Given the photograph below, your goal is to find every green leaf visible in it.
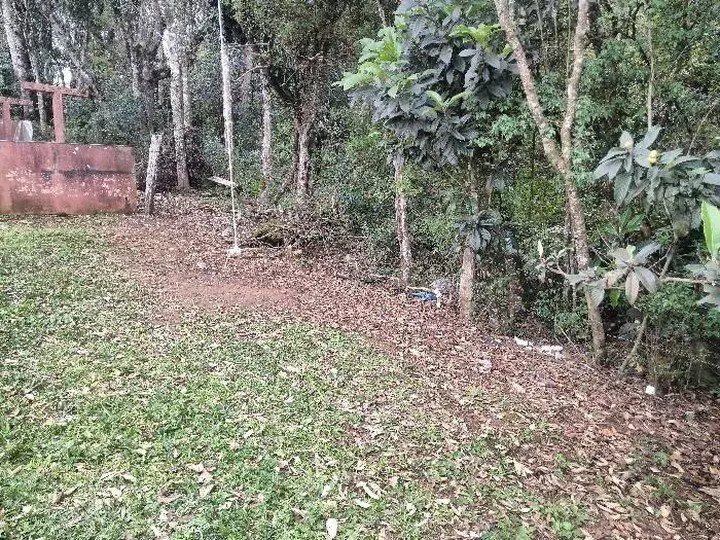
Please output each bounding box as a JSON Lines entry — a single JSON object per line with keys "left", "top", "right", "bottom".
{"left": 633, "top": 266, "right": 658, "bottom": 293}
{"left": 589, "top": 282, "right": 606, "bottom": 307}
{"left": 660, "top": 148, "right": 683, "bottom": 164}
{"left": 439, "top": 46, "right": 453, "bottom": 65}
{"left": 425, "top": 90, "right": 444, "bottom": 108}
{"left": 702, "top": 172, "right": 720, "bottom": 186}
{"left": 634, "top": 242, "right": 661, "bottom": 264}
{"left": 613, "top": 173, "right": 633, "bottom": 205}
{"left": 701, "top": 201, "right": 720, "bottom": 260}
{"left": 593, "top": 158, "right": 623, "bottom": 181}
{"left": 625, "top": 271, "right": 640, "bottom": 305}
{"left": 637, "top": 126, "right": 661, "bottom": 149}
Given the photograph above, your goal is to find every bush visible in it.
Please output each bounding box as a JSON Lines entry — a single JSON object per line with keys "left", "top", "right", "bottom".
{"left": 637, "top": 284, "right": 720, "bottom": 388}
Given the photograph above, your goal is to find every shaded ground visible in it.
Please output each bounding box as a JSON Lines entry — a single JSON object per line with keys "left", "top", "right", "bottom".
{"left": 1, "top": 196, "right": 719, "bottom": 539}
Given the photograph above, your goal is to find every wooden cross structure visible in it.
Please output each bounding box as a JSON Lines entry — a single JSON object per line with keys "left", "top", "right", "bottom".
{"left": 0, "top": 96, "right": 32, "bottom": 141}
{"left": 20, "top": 82, "right": 89, "bottom": 143}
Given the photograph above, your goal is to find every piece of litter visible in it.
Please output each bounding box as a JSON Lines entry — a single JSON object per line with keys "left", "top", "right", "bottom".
{"left": 325, "top": 518, "right": 338, "bottom": 539}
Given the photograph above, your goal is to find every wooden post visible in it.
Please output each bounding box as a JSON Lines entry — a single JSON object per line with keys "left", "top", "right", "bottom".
{"left": 20, "top": 82, "right": 88, "bottom": 143}
{"left": 144, "top": 133, "right": 164, "bottom": 215}
{"left": 52, "top": 91, "right": 65, "bottom": 143}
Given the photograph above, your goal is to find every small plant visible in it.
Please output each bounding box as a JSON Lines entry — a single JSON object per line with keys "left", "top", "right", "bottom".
{"left": 593, "top": 127, "right": 720, "bottom": 237}
{"left": 543, "top": 500, "right": 588, "bottom": 540}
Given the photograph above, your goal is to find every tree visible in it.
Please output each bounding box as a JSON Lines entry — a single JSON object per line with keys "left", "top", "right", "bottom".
{"left": 1, "top": 0, "right": 32, "bottom": 97}
{"left": 159, "top": 0, "right": 208, "bottom": 190}
{"left": 341, "top": 0, "right": 515, "bottom": 311}
{"left": 232, "top": 0, "right": 384, "bottom": 203}
{"left": 110, "top": 0, "right": 166, "bottom": 132}
{"left": 494, "top": 0, "right": 607, "bottom": 359}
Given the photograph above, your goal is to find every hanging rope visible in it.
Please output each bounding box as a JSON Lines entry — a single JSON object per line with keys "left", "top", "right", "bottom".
{"left": 214, "top": 0, "right": 242, "bottom": 257}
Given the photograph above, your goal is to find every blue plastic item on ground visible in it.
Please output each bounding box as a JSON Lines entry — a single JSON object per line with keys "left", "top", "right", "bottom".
{"left": 412, "top": 291, "right": 438, "bottom": 302}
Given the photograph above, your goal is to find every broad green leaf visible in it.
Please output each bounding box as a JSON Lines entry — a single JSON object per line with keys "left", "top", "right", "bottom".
{"left": 439, "top": 46, "right": 453, "bottom": 65}
{"left": 604, "top": 268, "right": 627, "bottom": 287}
{"left": 612, "top": 246, "right": 632, "bottom": 266}
{"left": 625, "top": 271, "right": 640, "bottom": 305}
{"left": 660, "top": 148, "right": 684, "bottom": 164}
{"left": 589, "top": 283, "right": 606, "bottom": 307}
{"left": 633, "top": 148, "right": 650, "bottom": 168}
{"left": 634, "top": 266, "right": 659, "bottom": 293}
{"left": 594, "top": 158, "right": 624, "bottom": 181}
{"left": 702, "top": 172, "right": 720, "bottom": 186}
{"left": 637, "top": 126, "right": 662, "bottom": 149}
{"left": 446, "top": 91, "right": 469, "bottom": 107}
{"left": 425, "top": 90, "right": 444, "bottom": 107}
{"left": 600, "top": 148, "right": 629, "bottom": 162}
{"left": 634, "top": 242, "right": 661, "bottom": 264}
{"left": 613, "top": 173, "right": 633, "bottom": 204}
{"left": 701, "top": 201, "right": 720, "bottom": 260}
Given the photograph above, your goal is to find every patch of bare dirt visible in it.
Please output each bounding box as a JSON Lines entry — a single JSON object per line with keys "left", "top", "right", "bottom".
{"left": 48, "top": 195, "right": 720, "bottom": 538}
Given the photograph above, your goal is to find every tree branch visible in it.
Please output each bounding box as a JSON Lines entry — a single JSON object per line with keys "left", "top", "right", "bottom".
{"left": 494, "top": 0, "right": 564, "bottom": 173}
{"left": 559, "top": 0, "right": 590, "bottom": 164}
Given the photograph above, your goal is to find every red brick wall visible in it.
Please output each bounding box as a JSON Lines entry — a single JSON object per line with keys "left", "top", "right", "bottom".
{"left": 0, "top": 142, "right": 136, "bottom": 215}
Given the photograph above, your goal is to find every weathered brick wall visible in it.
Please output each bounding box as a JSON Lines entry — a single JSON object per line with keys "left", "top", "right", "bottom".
{"left": 0, "top": 142, "right": 136, "bottom": 215}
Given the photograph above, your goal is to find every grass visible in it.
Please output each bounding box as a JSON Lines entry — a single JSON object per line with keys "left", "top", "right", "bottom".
{"left": 0, "top": 224, "right": 570, "bottom": 539}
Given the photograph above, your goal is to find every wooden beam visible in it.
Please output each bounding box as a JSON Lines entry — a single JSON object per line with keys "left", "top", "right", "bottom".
{"left": 19, "top": 82, "right": 89, "bottom": 142}
{"left": 20, "top": 81, "right": 88, "bottom": 98}
{"left": 0, "top": 97, "right": 33, "bottom": 106}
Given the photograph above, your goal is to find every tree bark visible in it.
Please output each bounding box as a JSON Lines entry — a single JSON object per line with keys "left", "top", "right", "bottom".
{"left": 458, "top": 235, "right": 476, "bottom": 319}
{"left": 1, "top": 0, "right": 31, "bottom": 99}
{"left": 144, "top": 132, "right": 164, "bottom": 215}
{"left": 181, "top": 62, "right": 191, "bottom": 131}
{"left": 129, "top": 48, "right": 141, "bottom": 98}
{"left": 163, "top": 27, "right": 190, "bottom": 191}
{"left": 260, "top": 68, "right": 273, "bottom": 192}
{"left": 292, "top": 105, "right": 314, "bottom": 202}
{"left": 393, "top": 155, "right": 412, "bottom": 286}
{"left": 28, "top": 50, "right": 46, "bottom": 130}
{"left": 240, "top": 44, "right": 254, "bottom": 110}
{"left": 495, "top": 0, "right": 606, "bottom": 359}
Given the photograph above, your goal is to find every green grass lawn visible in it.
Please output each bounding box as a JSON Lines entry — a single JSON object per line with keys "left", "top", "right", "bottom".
{"left": 0, "top": 224, "right": 584, "bottom": 539}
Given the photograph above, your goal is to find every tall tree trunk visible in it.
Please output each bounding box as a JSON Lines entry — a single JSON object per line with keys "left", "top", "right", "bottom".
{"left": 564, "top": 178, "right": 605, "bottom": 355}
{"left": 140, "top": 68, "right": 159, "bottom": 133}
{"left": 459, "top": 166, "right": 480, "bottom": 320}
{"left": 144, "top": 132, "right": 163, "bottom": 215}
{"left": 2, "top": 0, "right": 31, "bottom": 99}
{"left": 260, "top": 69, "right": 273, "bottom": 191}
{"left": 458, "top": 235, "right": 476, "bottom": 319}
{"left": 292, "top": 106, "right": 314, "bottom": 202}
{"left": 28, "top": 51, "right": 46, "bottom": 130}
{"left": 129, "top": 48, "right": 141, "bottom": 98}
{"left": 495, "top": 0, "right": 606, "bottom": 359}
{"left": 181, "top": 62, "right": 191, "bottom": 131}
{"left": 163, "top": 28, "right": 189, "bottom": 191}
{"left": 240, "top": 44, "right": 254, "bottom": 109}
{"left": 393, "top": 155, "right": 412, "bottom": 286}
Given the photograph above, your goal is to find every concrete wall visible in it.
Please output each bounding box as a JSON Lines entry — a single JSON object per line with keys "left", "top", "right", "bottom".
{"left": 0, "top": 142, "right": 136, "bottom": 215}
